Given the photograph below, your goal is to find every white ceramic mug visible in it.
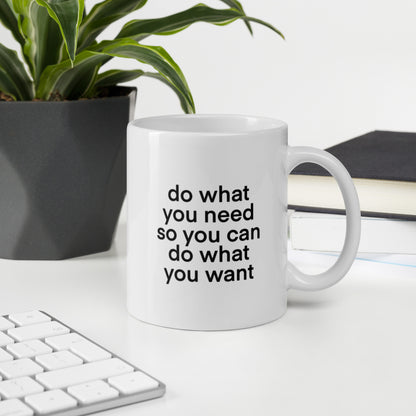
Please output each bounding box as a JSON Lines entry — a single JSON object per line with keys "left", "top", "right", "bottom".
{"left": 127, "top": 115, "right": 360, "bottom": 330}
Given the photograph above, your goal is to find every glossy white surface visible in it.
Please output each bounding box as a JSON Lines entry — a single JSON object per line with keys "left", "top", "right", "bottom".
{"left": 287, "top": 147, "right": 360, "bottom": 290}
{"left": 127, "top": 115, "right": 359, "bottom": 330}
{"left": 128, "top": 115, "right": 289, "bottom": 330}
{"left": 1, "top": 216, "right": 415, "bottom": 415}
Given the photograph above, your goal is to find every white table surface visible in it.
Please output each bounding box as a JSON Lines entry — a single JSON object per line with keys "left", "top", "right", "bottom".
{"left": 1, "top": 215, "right": 416, "bottom": 416}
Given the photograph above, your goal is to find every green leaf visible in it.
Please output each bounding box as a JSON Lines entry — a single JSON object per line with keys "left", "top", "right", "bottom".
{"left": 141, "top": 72, "right": 194, "bottom": 115}
{"left": 35, "top": 0, "right": 84, "bottom": 62}
{"left": 11, "top": 0, "right": 75, "bottom": 82}
{"left": 93, "top": 69, "right": 192, "bottom": 113}
{"left": 0, "top": 0, "right": 25, "bottom": 45}
{"left": 37, "top": 39, "right": 195, "bottom": 113}
{"left": 78, "top": 0, "right": 147, "bottom": 51}
{"left": 118, "top": 4, "right": 239, "bottom": 40}
{"left": 218, "top": 0, "right": 252, "bottom": 34}
{"left": 243, "top": 16, "right": 284, "bottom": 39}
{"left": 117, "top": 4, "right": 284, "bottom": 41}
{"left": 36, "top": 50, "right": 105, "bottom": 100}
{"left": 95, "top": 40, "right": 195, "bottom": 113}
{"left": 0, "top": 43, "right": 33, "bottom": 100}
{"left": 18, "top": 2, "right": 63, "bottom": 84}
{"left": 0, "top": 69, "right": 18, "bottom": 100}
{"left": 95, "top": 69, "right": 145, "bottom": 88}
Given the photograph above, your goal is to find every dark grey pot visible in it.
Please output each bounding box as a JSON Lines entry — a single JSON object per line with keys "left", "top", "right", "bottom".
{"left": 0, "top": 87, "right": 136, "bottom": 260}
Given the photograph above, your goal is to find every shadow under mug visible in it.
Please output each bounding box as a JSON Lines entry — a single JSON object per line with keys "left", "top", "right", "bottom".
{"left": 127, "top": 115, "right": 361, "bottom": 330}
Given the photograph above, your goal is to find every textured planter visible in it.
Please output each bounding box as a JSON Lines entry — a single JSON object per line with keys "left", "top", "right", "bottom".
{"left": 0, "top": 87, "right": 136, "bottom": 260}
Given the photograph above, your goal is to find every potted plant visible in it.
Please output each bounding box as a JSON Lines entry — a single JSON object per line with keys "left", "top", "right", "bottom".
{"left": 0, "top": 0, "right": 283, "bottom": 260}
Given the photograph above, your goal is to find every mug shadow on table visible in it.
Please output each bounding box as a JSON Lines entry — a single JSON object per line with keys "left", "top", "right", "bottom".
{"left": 287, "top": 295, "right": 332, "bottom": 310}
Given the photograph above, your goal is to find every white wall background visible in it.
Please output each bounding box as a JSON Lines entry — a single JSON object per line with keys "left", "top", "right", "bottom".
{"left": 2, "top": 0, "right": 416, "bottom": 148}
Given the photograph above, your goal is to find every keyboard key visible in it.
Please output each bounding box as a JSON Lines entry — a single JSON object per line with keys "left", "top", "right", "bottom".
{"left": 0, "top": 318, "right": 14, "bottom": 332}
{"left": 35, "top": 351, "right": 83, "bottom": 371}
{"left": 8, "top": 322, "right": 69, "bottom": 342}
{"left": 45, "top": 334, "right": 111, "bottom": 362}
{"left": 0, "top": 376, "right": 44, "bottom": 399}
{"left": 8, "top": 312, "right": 51, "bottom": 327}
{"left": 70, "top": 340, "right": 111, "bottom": 362}
{"left": 0, "top": 333, "right": 14, "bottom": 348}
{"left": 109, "top": 372, "right": 160, "bottom": 395}
{"left": 25, "top": 390, "right": 77, "bottom": 415}
{"left": 36, "top": 358, "right": 134, "bottom": 389}
{"left": 67, "top": 380, "right": 119, "bottom": 405}
{"left": 7, "top": 340, "right": 52, "bottom": 359}
{"left": 45, "top": 333, "right": 86, "bottom": 351}
{"left": 0, "top": 349, "right": 13, "bottom": 363}
{"left": 0, "top": 399, "right": 33, "bottom": 416}
{"left": 0, "top": 311, "right": 164, "bottom": 416}
{"left": 0, "top": 359, "right": 44, "bottom": 379}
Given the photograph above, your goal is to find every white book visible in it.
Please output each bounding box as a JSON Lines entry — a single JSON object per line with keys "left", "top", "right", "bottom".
{"left": 289, "top": 211, "right": 416, "bottom": 254}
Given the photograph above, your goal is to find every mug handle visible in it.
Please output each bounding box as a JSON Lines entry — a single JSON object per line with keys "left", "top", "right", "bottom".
{"left": 287, "top": 146, "right": 361, "bottom": 290}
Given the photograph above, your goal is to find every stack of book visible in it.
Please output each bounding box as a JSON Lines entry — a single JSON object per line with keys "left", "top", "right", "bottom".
{"left": 288, "top": 130, "right": 416, "bottom": 254}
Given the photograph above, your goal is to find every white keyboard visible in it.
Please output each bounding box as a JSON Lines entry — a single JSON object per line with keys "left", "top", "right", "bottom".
{"left": 0, "top": 311, "right": 165, "bottom": 416}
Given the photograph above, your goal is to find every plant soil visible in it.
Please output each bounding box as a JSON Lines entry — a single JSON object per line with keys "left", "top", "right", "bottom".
{"left": 0, "top": 92, "right": 14, "bottom": 101}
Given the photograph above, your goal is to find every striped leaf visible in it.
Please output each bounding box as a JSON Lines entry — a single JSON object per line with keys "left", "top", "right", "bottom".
{"left": 11, "top": 0, "right": 80, "bottom": 81}
{"left": 35, "top": 0, "right": 84, "bottom": 62}
{"left": 78, "top": 0, "right": 147, "bottom": 51}
{"left": 117, "top": 4, "right": 284, "bottom": 41}
{"left": 37, "top": 39, "right": 195, "bottom": 113}
{"left": 0, "top": 69, "right": 18, "bottom": 100}
{"left": 36, "top": 50, "right": 105, "bottom": 100}
{"left": 94, "top": 69, "right": 192, "bottom": 113}
{"left": 95, "top": 69, "right": 145, "bottom": 87}
{"left": 0, "top": 43, "right": 33, "bottom": 100}
{"left": 0, "top": 0, "right": 25, "bottom": 45}
{"left": 17, "top": 2, "right": 63, "bottom": 83}
{"left": 218, "top": 0, "right": 252, "bottom": 34}
{"left": 94, "top": 40, "right": 194, "bottom": 113}
{"left": 140, "top": 72, "right": 195, "bottom": 115}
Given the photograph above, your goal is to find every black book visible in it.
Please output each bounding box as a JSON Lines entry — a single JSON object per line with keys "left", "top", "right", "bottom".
{"left": 288, "top": 130, "right": 416, "bottom": 220}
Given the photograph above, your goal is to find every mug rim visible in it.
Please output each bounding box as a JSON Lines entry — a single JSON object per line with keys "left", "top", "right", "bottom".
{"left": 129, "top": 114, "right": 287, "bottom": 136}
